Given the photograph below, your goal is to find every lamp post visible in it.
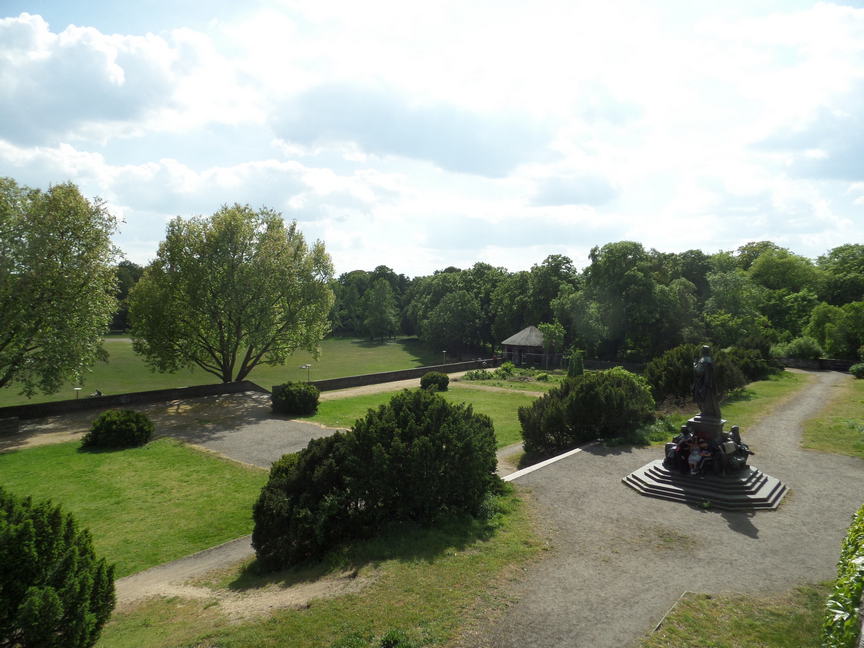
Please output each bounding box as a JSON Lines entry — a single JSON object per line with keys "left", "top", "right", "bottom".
{"left": 442, "top": 350, "right": 447, "bottom": 366}
{"left": 73, "top": 387, "right": 82, "bottom": 400}
{"left": 300, "top": 363, "right": 311, "bottom": 382}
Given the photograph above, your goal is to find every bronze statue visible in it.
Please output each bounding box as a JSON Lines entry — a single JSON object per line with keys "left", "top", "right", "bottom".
{"left": 692, "top": 345, "right": 721, "bottom": 420}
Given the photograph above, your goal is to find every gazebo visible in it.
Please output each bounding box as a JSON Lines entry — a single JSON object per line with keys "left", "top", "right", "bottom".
{"left": 500, "top": 325, "right": 546, "bottom": 366}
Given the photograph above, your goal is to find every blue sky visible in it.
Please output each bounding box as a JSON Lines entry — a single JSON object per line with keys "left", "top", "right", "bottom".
{"left": 1, "top": 1, "right": 863, "bottom": 275}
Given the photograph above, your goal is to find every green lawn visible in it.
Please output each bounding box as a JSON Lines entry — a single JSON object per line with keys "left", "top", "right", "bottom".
{"left": 97, "top": 488, "right": 543, "bottom": 648}
{"left": 641, "top": 584, "right": 829, "bottom": 648}
{"left": 802, "top": 375, "right": 864, "bottom": 459}
{"left": 0, "top": 438, "right": 267, "bottom": 577}
{"left": 307, "top": 384, "right": 537, "bottom": 448}
{"left": 720, "top": 370, "right": 811, "bottom": 431}
{"left": 0, "top": 336, "right": 441, "bottom": 407}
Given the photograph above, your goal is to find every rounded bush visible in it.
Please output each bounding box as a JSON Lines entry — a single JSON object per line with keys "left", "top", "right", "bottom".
{"left": 519, "top": 367, "right": 655, "bottom": 455}
{"left": 770, "top": 336, "right": 823, "bottom": 360}
{"left": 0, "top": 487, "right": 115, "bottom": 648}
{"left": 81, "top": 409, "right": 153, "bottom": 449}
{"left": 722, "top": 346, "right": 780, "bottom": 382}
{"left": 850, "top": 363, "right": 864, "bottom": 379}
{"left": 253, "top": 389, "right": 499, "bottom": 570}
{"left": 420, "top": 371, "right": 449, "bottom": 391}
{"left": 494, "top": 362, "right": 515, "bottom": 378}
{"left": 272, "top": 381, "right": 320, "bottom": 416}
{"left": 644, "top": 344, "right": 748, "bottom": 403}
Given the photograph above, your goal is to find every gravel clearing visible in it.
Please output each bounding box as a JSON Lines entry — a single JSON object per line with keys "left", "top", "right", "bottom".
{"left": 455, "top": 370, "right": 864, "bottom": 648}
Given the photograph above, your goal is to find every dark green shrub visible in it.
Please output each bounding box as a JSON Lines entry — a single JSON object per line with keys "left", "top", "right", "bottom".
{"left": 723, "top": 346, "right": 781, "bottom": 382}
{"left": 252, "top": 435, "right": 353, "bottom": 570}
{"left": 0, "top": 488, "right": 115, "bottom": 648}
{"left": 822, "top": 501, "right": 864, "bottom": 648}
{"left": 770, "top": 336, "right": 823, "bottom": 360}
{"left": 420, "top": 371, "right": 449, "bottom": 391}
{"left": 272, "top": 381, "right": 320, "bottom": 416}
{"left": 850, "top": 363, "right": 864, "bottom": 379}
{"left": 644, "top": 344, "right": 749, "bottom": 403}
{"left": 519, "top": 368, "right": 655, "bottom": 455}
{"left": 567, "top": 350, "right": 584, "bottom": 378}
{"left": 253, "top": 389, "right": 499, "bottom": 570}
{"left": 80, "top": 409, "right": 153, "bottom": 449}
{"left": 463, "top": 368, "right": 493, "bottom": 381}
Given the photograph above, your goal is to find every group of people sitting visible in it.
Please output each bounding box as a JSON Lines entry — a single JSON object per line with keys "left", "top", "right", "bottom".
{"left": 686, "top": 435, "right": 714, "bottom": 475}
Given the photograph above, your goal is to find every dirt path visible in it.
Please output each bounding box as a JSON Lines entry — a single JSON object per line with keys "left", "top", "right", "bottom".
{"left": 455, "top": 370, "right": 863, "bottom": 648}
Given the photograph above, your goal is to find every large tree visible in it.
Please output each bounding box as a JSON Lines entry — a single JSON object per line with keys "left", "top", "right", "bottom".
{"left": 362, "top": 278, "right": 400, "bottom": 341}
{"left": 129, "top": 204, "right": 334, "bottom": 383}
{"left": 0, "top": 178, "right": 117, "bottom": 395}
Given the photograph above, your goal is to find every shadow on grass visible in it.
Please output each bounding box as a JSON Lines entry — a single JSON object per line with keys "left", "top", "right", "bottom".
{"left": 225, "top": 494, "right": 511, "bottom": 592}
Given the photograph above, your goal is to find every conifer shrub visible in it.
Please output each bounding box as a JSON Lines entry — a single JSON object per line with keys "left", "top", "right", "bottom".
{"left": 721, "top": 346, "right": 780, "bottom": 382}
{"left": 643, "top": 344, "right": 748, "bottom": 403}
{"left": 272, "top": 381, "right": 320, "bottom": 416}
{"left": 567, "top": 350, "right": 584, "bottom": 378}
{"left": 849, "top": 363, "right": 864, "bottom": 379}
{"left": 252, "top": 389, "right": 499, "bottom": 570}
{"left": 0, "top": 488, "right": 115, "bottom": 648}
{"left": 519, "top": 368, "right": 655, "bottom": 455}
{"left": 80, "top": 409, "right": 153, "bottom": 449}
{"left": 419, "top": 371, "right": 449, "bottom": 391}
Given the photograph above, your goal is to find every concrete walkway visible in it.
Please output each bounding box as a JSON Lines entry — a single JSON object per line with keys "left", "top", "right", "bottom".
{"left": 456, "top": 370, "right": 864, "bottom": 648}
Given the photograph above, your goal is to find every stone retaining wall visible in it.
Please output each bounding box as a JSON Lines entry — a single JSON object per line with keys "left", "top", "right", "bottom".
{"left": 306, "top": 358, "right": 498, "bottom": 392}
{"left": 777, "top": 357, "right": 855, "bottom": 372}
{"left": 0, "top": 381, "right": 269, "bottom": 424}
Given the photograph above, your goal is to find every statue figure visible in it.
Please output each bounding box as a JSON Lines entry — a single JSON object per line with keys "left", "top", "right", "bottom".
{"left": 692, "top": 345, "right": 721, "bottom": 420}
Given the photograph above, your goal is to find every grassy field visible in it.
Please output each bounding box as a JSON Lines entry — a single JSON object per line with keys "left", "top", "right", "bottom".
{"left": 97, "top": 488, "right": 544, "bottom": 648}
{"left": 802, "top": 375, "right": 864, "bottom": 459}
{"left": 641, "top": 583, "right": 829, "bottom": 648}
{"left": 0, "top": 438, "right": 267, "bottom": 577}
{"left": 307, "top": 384, "right": 537, "bottom": 448}
{"left": 0, "top": 336, "right": 442, "bottom": 408}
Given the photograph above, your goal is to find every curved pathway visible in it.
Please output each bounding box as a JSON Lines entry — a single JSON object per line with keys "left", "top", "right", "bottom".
{"left": 456, "top": 370, "right": 863, "bottom": 647}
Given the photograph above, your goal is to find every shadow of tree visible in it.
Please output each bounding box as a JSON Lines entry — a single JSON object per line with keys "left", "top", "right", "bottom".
{"left": 225, "top": 512, "right": 499, "bottom": 592}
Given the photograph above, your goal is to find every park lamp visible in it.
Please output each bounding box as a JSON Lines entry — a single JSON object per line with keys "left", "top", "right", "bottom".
{"left": 300, "top": 363, "right": 311, "bottom": 382}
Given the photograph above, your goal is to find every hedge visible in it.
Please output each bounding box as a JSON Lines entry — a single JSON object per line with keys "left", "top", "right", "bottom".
{"left": 823, "top": 501, "right": 864, "bottom": 648}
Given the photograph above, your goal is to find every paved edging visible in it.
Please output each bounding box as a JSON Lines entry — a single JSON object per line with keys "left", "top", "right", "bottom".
{"left": 503, "top": 443, "right": 595, "bottom": 482}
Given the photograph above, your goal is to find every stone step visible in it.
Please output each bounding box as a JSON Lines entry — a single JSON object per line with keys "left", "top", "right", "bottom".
{"left": 622, "top": 459, "right": 787, "bottom": 511}
{"left": 643, "top": 465, "right": 768, "bottom": 493}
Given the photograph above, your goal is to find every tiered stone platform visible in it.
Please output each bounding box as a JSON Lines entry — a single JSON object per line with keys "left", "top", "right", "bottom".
{"left": 622, "top": 459, "right": 787, "bottom": 511}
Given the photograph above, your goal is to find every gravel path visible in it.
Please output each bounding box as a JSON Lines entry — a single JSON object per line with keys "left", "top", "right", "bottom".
{"left": 456, "top": 370, "right": 864, "bottom": 648}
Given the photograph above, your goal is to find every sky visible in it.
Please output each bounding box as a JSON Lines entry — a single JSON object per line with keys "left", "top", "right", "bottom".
{"left": 1, "top": 0, "right": 863, "bottom": 277}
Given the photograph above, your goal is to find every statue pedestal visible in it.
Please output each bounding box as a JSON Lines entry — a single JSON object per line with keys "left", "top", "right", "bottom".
{"left": 688, "top": 416, "right": 725, "bottom": 441}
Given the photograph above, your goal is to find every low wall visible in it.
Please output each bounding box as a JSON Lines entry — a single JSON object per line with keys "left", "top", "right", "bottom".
{"left": 307, "top": 359, "right": 497, "bottom": 392}
{"left": 0, "top": 380, "right": 269, "bottom": 423}
{"left": 777, "top": 358, "right": 855, "bottom": 372}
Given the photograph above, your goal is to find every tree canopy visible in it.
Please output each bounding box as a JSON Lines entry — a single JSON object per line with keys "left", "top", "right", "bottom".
{"left": 0, "top": 178, "right": 117, "bottom": 395}
{"left": 129, "top": 204, "right": 334, "bottom": 383}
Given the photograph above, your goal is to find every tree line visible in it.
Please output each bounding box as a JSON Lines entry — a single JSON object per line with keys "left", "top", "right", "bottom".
{"left": 326, "top": 241, "right": 864, "bottom": 361}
